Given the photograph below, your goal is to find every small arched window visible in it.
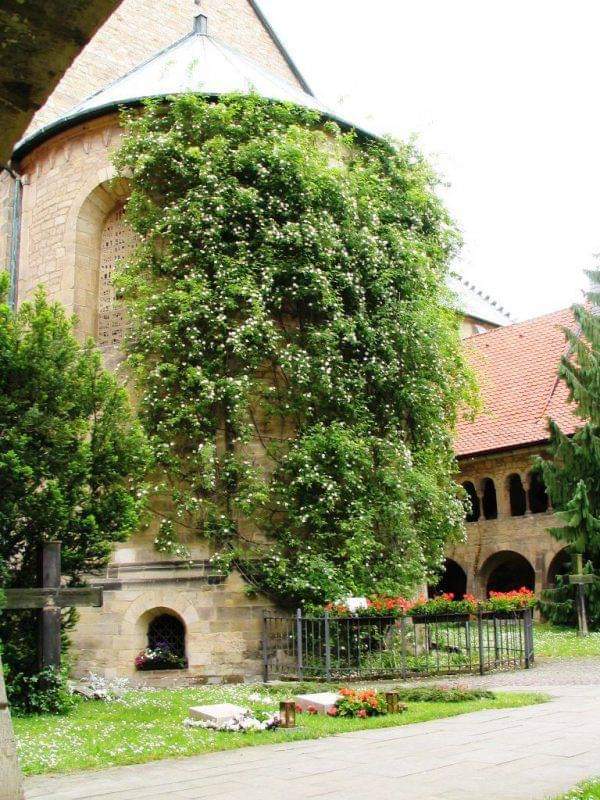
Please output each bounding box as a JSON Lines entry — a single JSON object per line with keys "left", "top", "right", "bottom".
{"left": 462, "top": 481, "right": 480, "bottom": 522}
{"left": 528, "top": 472, "right": 549, "bottom": 514}
{"left": 481, "top": 478, "right": 498, "bottom": 520}
{"left": 146, "top": 613, "right": 187, "bottom": 670}
{"left": 508, "top": 474, "right": 527, "bottom": 516}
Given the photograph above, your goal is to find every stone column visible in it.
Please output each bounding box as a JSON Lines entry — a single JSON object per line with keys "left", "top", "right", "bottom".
{"left": 523, "top": 473, "right": 532, "bottom": 516}
{"left": 0, "top": 652, "right": 25, "bottom": 800}
{"left": 496, "top": 474, "right": 511, "bottom": 518}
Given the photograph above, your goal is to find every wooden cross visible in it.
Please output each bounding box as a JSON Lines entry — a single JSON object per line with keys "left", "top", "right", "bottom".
{"left": 3, "top": 542, "right": 103, "bottom": 669}
{"left": 568, "top": 553, "right": 595, "bottom": 638}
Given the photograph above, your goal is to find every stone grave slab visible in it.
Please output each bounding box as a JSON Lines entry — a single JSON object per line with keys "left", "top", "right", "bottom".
{"left": 188, "top": 703, "right": 247, "bottom": 725}
{"left": 294, "top": 692, "right": 341, "bottom": 714}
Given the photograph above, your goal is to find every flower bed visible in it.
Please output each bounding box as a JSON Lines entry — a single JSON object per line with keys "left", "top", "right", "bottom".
{"left": 323, "top": 588, "right": 535, "bottom": 619}
{"left": 135, "top": 647, "right": 187, "bottom": 671}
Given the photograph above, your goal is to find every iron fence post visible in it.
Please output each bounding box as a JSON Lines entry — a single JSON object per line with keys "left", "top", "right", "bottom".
{"left": 296, "top": 608, "right": 304, "bottom": 679}
{"left": 524, "top": 608, "right": 534, "bottom": 668}
{"left": 261, "top": 610, "right": 269, "bottom": 683}
{"left": 400, "top": 616, "right": 407, "bottom": 680}
{"left": 477, "top": 609, "right": 485, "bottom": 675}
{"left": 324, "top": 611, "right": 331, "bottom": 681}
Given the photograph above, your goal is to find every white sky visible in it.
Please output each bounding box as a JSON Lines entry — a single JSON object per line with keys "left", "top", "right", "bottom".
{"left": 259, "top": 0, "right": 598, "bottom": 321}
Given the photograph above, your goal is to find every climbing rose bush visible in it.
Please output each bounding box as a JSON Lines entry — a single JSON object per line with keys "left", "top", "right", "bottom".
{"left": 114, "top": 93, "right": 476, "bottom": 607}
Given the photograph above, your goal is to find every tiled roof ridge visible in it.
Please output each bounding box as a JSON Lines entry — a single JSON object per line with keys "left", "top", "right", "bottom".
{"left": 454, "top": 275, "right": 513, "bottom": 324}
{"left": 463, "top": 304, "right": 573, "bottom": 341}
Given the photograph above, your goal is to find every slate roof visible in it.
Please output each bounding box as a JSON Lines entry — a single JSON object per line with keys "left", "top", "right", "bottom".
{"left": 448, "top": 275, "right": 512, "bottom": 327}
{"left": 455, "top": 307, "right": 582, "bottom": 457}
{"left": 12, "top": 14, "right": 376, "bottom": 162}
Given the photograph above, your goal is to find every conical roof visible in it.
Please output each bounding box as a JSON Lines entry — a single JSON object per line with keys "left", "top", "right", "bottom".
{"left": 13, "top": 18, "right": 375, "bottom": 161}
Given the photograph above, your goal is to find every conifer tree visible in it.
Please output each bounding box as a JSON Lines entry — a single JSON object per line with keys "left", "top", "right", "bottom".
{"left": 0, "top": 276, "right": 150, "bottom": 709}
{"left": 540, "top": 269, "right": 600, "bottom": 628}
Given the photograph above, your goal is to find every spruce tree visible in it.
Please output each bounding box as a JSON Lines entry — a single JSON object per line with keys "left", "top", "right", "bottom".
{"left": 539, "top": 269, "right": 600, "bottom": 628}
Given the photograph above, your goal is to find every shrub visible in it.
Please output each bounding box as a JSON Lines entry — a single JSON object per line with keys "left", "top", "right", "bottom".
{"left": 392, "top": 685, "right": 495, "bottom": 703}
{"left": 6, "top": 666, "right": 75, "bottom": 716}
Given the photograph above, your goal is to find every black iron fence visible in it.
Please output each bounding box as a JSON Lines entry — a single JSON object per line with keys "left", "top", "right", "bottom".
{"left": 262, "top": 608, "right": 534, "bottom": 681}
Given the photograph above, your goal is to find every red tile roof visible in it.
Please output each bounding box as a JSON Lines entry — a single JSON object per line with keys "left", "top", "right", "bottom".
{"left": 455, "top": 307, "right": 582, "bottom": 458}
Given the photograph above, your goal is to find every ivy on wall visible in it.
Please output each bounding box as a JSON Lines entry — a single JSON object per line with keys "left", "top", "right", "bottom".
{"left": 114, "top": 93, "right": 476, "bottom": 606}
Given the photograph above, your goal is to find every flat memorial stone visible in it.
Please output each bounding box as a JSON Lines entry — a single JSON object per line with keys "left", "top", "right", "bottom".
{"left": 294, "top": 692, "right": 341, "bottom": 714}
{"left": 188, "top": 703, "right": 247, "bottom": 725}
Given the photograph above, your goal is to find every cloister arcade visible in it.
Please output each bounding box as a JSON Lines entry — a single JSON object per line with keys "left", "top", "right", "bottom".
{"left": 442, "top": 452, "right": 570, "bottom": 602}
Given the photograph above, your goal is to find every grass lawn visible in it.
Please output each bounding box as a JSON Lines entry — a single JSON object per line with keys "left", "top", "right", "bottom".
{"left": 534, "top": 623, "right": 600, "bottom": 658}
{"left": 14, "top": 684, "right": 546, "bottom": 776}
{"left": 554, "top": 779, "right": 600, "bottom": 799}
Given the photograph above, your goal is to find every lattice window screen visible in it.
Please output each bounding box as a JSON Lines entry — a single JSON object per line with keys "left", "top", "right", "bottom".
{"left": 97, "top": 205, "right": 137, "bottom": 347}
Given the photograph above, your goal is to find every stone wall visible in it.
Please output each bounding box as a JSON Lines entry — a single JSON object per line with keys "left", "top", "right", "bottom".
{"left": 72, "top": 555, "right": 275, "bottom": 684}
{"left": 449, "top": 446, "right": 566, "bottom": 597}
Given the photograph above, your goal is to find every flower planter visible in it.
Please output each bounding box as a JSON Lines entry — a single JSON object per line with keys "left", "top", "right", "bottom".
{"left": 411, "top": 613, "right": 471, "bottom": 624}
{"left": 136, "top": 658, "right": 187, "bottom": 671}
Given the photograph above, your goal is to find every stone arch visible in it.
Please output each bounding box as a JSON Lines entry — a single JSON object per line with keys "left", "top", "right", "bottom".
{"left": 462, "top": 481, "right": 480, "bottom": 522}
{"left": 119, "top": 592, "right": 201, "bottom": 672}
{"left": 547, "top": 548, "right": 571, "bottom": 587}
{"left": 66, "top": 167, "right": 131, "bottom": 340}
{"left": 507, "top": 473, "right": 527, "bottom": 516}
{"left": 480, "top": 477, "right": 498, "bottom": 520}
{"left": 429, "top": 558, "right": 468, "bottom": 600}
{"left": 478, "top": 550, "right": 535, "bottom": 595}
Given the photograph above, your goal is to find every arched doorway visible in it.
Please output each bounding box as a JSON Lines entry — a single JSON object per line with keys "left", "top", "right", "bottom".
{"left": 479, "top": 550, "right": 535, "bottom": 595}
{"left": 547, "top": 548, "right": 571, "bottom": 587}
{"left": 429, "top": 559, "right": 468, "bottom": 599}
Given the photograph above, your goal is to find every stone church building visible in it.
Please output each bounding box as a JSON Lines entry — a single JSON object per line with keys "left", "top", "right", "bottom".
{"left": 0, "top": 0, "right": 579, "bottom": 683}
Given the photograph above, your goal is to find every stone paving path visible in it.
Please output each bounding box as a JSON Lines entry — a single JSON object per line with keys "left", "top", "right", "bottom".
{"left": 25, "top": 666, "right": 600, "bottom": 800}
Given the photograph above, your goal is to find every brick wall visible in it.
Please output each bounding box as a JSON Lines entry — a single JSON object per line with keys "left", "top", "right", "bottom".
{"left": 25, "top": 0, "right": 302, "bottom": 137}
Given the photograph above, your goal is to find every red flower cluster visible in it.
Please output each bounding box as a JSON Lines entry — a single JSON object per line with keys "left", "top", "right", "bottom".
{"left": 335, "top": 687, "right": 387, "bottom": 718}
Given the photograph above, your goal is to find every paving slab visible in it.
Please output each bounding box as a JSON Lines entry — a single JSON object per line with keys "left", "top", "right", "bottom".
{"left": 24, "top": 664, "right": 600, "bottom": 800}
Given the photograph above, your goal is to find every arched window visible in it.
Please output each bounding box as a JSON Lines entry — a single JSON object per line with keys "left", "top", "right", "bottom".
{"left": 97, "top": 204, "right": 136, "bottom": 348}
{"left": 481, "top": 478, "right": 498, "bottom": 520}
{"left": 145, "top": 613, "right": 187, "bottom": 670}
{"left": 528, "top": 472, "right": 549, "bottom": 514}
{"left": 462, "top": 481, "right": 480, "bottom": 522}
{"left": 508, "top": 474, "right": 527, "bottom": 516}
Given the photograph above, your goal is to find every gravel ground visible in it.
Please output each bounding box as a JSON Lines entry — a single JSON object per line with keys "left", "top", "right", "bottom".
{"left": 403, "top": 656, "right": 600, "bottom": 688}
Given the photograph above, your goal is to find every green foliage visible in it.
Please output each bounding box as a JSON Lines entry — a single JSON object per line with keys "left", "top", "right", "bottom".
{"left": 115, "top": 93, "right": 476, "bottom": 606}
{"left": 392, "top": 685, "right": 495, "bottom": 703}
{"left": 0, "top": 277, "right": 150, "bottom": 696}
{"left": 538, "top": 269, "right": 600, "bottom": 628}
{"left": 6, "top": 666, "right": 75, "bottom": 716}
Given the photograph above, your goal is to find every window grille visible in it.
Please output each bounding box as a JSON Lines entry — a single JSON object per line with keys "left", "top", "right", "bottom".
{"left": 97, "top": 205, "right": 137, "bottom": 347}
{"left": 147, "top": 613, "right": 187, "bottom": 666}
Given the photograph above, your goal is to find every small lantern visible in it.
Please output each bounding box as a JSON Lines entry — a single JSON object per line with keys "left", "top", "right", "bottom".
{"left": 386, "top": 691, "right": 400, "bottom": 714}
{"left": 279, "top": 699, "right": 296, "bottom": 728}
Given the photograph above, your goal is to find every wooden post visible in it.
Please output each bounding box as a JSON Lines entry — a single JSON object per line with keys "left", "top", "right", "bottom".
{"left": 569, "top": 554, "right": 593, "bottom": 638}
{"left": 39, "top": 541, "right": 62, "bottom": 670}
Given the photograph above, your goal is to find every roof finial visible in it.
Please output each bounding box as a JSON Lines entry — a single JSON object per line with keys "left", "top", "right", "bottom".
{"left": 193, "top": 0, "right": 208, "bottom": 34}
